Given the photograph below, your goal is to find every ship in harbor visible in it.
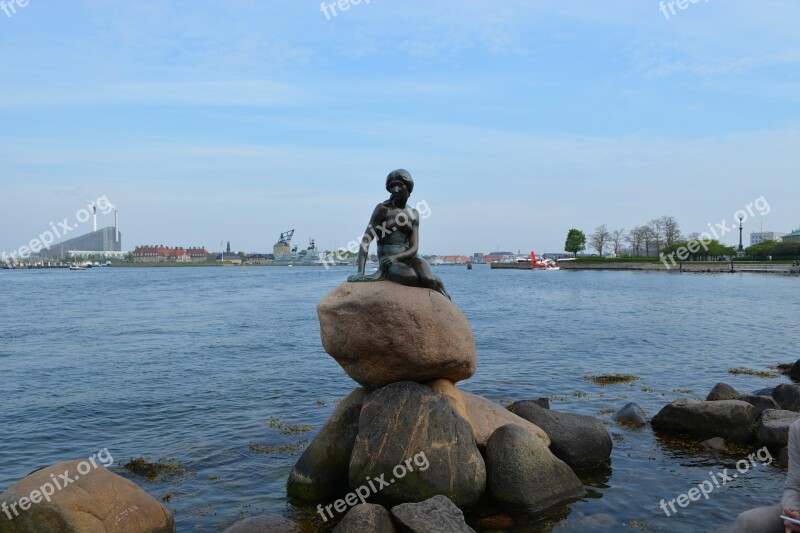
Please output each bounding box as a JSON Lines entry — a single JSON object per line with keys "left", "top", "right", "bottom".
{"left": 272, "top": 230, "right": 323, "bottom": 263}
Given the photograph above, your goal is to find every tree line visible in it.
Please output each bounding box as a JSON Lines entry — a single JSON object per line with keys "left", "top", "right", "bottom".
{"left": 565, "top": 217, "right": 799, "bottom": 260}
{"left": 565, "top": 216, "right": 684, "bottom": 257}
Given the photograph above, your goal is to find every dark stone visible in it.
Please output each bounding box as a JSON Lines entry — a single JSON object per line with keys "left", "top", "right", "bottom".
{"left": 756, "top": 409, "right": 800, "bottom": 447}
{"left": 349, "top": 382, "right": 486, "bottom": 507}
{"left": 223, "top": 515, "right": 300, "bottom": 533}
{"left": 651, "top": 399, "right": 758, "bottom": 443}
{"left": 706, "top": 382, "right": 740, "bottom": 401}
{"left": 287, "top": 388, "right": 365, "bottom": 501}
{"left": 752, "top": 387, "right": 775, "bottom": 397}
{"left": 533, "top": 397, "right": 550, "bottom": 409}
{"left": 390, "top": 495, "right": 475, "bottom": 533}
{"left": 780, "top": 446, "right": 790, "bottom": 468}
{"left": 700, "top": 437, "right": 726, "bottom": 451}
{"left": 740, "top": 394, "right": 781, "bottom": 415}
{"left": 772, "top": 384, "right": 800, "bottom": 411}
{"left": 510, "top": 401, "right": 612, "bottom": 470}
{"left": 789, "top": 359, "right": 800, "bottom": 379}
{"left": 333, "top": 504, "right": 396, "bottom": 533}
{"left": 486, "top": 424, "right": 586, "bottom": 514}
{"left": 612, "top": 403, "right": 647, "bottom": 427}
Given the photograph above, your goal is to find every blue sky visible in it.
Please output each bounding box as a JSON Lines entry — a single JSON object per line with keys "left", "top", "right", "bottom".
{"left": 1, "top": 0, "right": 798, "bottom": 256}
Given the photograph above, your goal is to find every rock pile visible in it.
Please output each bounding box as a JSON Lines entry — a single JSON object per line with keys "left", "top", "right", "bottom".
{"left": 284, "top": 281, "right": 612, "bottom": 530}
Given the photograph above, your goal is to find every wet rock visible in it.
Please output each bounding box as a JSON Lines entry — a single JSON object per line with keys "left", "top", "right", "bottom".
{"left": 612, "top": 403, "right": 647, "bottom": 427}
{"left": 700, "top": 437, "right": 727, "bottom": 451}
{"left": 486, "top": 424, "right": 586, "bottom": 514}
{"left": 223, "top": 515, "right": 300, "bottom": 532}
{"left": 740, "top": 394, "right": 781, "bottom": 415}
{"left": 318, "top": 282, "right": 476, "bottom": 389}
{"left": 757, "top": 409, "right": 800, "bottom": 447}
{"left": 510, "top": 401, "right": 612, "bottom": 470}
{"left": 651, "top": 399, "right": 758, "bottom": 443}
{"left": 476, "top": 513, "right": 515, "bottom": 529}
{"left": 390, "top": 495, "right": 475, "bottom": 533}
{"left": 706, "top": 382, "right": 740, "bottom": 401}
{"left": 0, "top": 459, "right": 174, "bottom": 533}
{"left": 349, "top": 381, "right": 486, "bottom": 507}
{"left": 772, "top": 384, "right": 800, "bottom": 412}
{"left": 333, "top": 504, "right": 396, "bottom": 533}
{"left": 287, "top": 388, "right": 365, "bottom": 501}
{"left": 753, "top": 387, "right": 775, "bottom": 397}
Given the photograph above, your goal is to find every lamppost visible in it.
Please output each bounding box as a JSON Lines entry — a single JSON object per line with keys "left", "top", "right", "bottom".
{"left": 737, "top": 216, "right": 745, "bottom": 257}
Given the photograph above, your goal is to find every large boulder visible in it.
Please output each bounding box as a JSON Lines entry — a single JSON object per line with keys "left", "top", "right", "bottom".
{"left": 0, "top": 459, "right": 174, "bottom": 533}
{"left": 333, "top": 504, "right": 396, "bottom": 533}
{"left": 390, "top": 496, "right": 475, "bottom": 533}
{"left": 773, "top": 384, "right": 800, "bottom": 412}
{"left": 318, "top": 282, "right": 476, "bottom": 389}
{"left": 287, "top": 388, "right": 365, "bottom": 500}
{"left": 757, "top": 409, "right": 800, "bottom": 447}
{"left": 486, "top": 424, "right": 586, "bottom": 514}
{"left": 349, "top": 382, "right": 486, "bottom": 507}
{"left": 651, "top": 399, "right": 758, "bottom": 443}
{"left": 510, "top": 401, "right": 612, "bottom": 470}
{"left": 612, "top": 403, "right": 647, "bottom": 428}
{"left": 428, "top": 379, "right": 550, "bottom": 448}
{"left": 706, "top": 382, "right": 740, "bottom": 401}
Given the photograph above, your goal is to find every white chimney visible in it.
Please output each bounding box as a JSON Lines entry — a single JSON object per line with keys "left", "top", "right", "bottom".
{"left": 93, "top": 206, "right": 97, "bottom": 232}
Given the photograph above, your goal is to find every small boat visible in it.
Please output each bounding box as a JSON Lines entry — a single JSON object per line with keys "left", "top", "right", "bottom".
{"left": 466, "top": 262, "right": 473, "bottom": 270}
{"left": 69, "top": 264, "right": 86, "bottom": 271}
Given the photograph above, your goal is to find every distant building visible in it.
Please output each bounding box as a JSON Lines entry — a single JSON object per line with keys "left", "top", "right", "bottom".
{"left": 40, "top": 226, "right": 122, "bottom": 259}
{"left": 247, "top": 253, "right": 272, "bottom": 264}
{"left": 133, "top": 245, "right": 194, "bottom": 262}
{"left": 472, "top": 253, "right": 485, "bottom": 262}
{"left": 783, "top": 229, "right": 800, "bottom": 243}
{"left": 214, "top": 241, "right": 242, "bottom": 264}
{"left": 751, "top": 232, "right": 786, "bottom": 246}
{"left": 186, "top": 248, "right": 210, "bottom": 262}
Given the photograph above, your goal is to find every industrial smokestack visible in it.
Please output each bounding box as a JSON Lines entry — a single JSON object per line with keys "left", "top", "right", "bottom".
{"left": 115, "top": 210, "right": 119, "bottom": 243}
{"left": 93, "top": 206, "right": 97, "bottom": 232}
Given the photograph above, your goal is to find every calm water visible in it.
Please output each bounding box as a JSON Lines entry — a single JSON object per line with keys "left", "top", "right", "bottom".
{"left": 1, "top": 266, "right": 799, "bottom": 532}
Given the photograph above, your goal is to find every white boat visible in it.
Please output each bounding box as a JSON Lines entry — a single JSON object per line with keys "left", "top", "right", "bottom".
{"left": 69, "top": 264, "right": 86, "bottom": 271}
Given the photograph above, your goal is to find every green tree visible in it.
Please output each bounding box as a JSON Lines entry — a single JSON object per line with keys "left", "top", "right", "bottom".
{"left": 770, "top": 242, "right": 800, "bottom": 259}
{"left": 746, "top": 240, "right": 779, "bottom": 259}
{"left": 565, "top": 229, "right": 586, "bottom": 257}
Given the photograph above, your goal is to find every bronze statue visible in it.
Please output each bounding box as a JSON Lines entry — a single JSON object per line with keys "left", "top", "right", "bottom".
{"left": 348, "top": 169, "right": 451, "bottom": 299}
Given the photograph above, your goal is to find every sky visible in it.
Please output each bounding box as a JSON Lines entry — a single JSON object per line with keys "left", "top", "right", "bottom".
{"left": 1, "top": 0, "right": 798, "bottom": 257}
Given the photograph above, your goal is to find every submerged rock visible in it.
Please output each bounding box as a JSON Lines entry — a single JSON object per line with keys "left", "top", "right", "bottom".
{"left": 318, "top": 282, "right": 476, "bottom": 389}
{"left": 612, "top": 402, "right": 647, "bottom": 427}
{"left": 510, "top": 401, "right": 612, "bottom": 470}
{"left": 333, "top": 504, "right": 396, "bottom": 533}
{"left": 223, "top": 515, "right": 300, "bottom": 532}
{"left": 486, "top": 424, "right": 586, "bottom": 514}
{"left": 651, "top": 399, "right": 758, "bottom": 443}
{"left": 349, "top": 381, "right": 486, "bottom": 507}
{"left": 287, "top": 388, "right": 365, "bottom": 501}
{"left": 700, "top": 437, "right": 727, "bottom": 451}
{"left": 0, "top": 459, "right": 174, "bottom": 533}
{"left": 390, "top": 495, "right": 475, "bottom": 533}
